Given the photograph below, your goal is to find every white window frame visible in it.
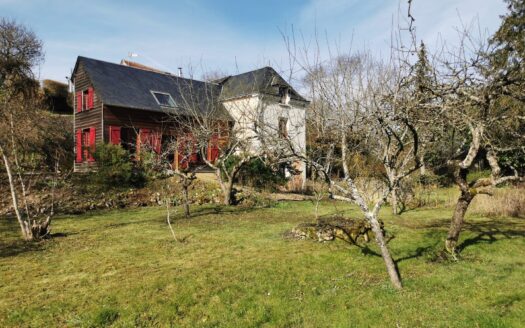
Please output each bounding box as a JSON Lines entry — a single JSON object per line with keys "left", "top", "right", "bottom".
{"left": 151, "top": 91, "right": 176, "bottom": 107}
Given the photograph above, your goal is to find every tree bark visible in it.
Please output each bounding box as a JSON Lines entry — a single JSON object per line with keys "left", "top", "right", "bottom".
{"left": 222, "top": 180, "right": 234, "bottom": 205}
{"left": 341, "top": 133, "right": 350, "bottom": 179}
{"left": 182, "top": 184, "right": 190, "bottom": 218}
{"left": 445, "top": 189, "right": 474, "bottom": 254}
{"left": 1, "top": 146, "right": 30, "bottom": 240}
{"left": 367, "top": 212, "right": 402, "bottom": 289}
{"left": 391, "top": 186, "right": 399, "bottom": 215}
{"left": 165, "top": 199, "right": 177, "bottom": 240}
{"left": 445, "top": 162, "right": 475, "bottom": 255}
{"left": 216, "top": 168, "right": 233, "bottom": 205}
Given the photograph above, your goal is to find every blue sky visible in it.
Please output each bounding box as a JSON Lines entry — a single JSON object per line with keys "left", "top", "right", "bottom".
{"left": 0, "top": 0, "right": 508, "bottom": 83}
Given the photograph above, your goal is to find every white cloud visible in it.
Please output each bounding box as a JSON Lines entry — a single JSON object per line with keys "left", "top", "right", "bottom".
{"left": 1, "top": 0, "right": 510, "bottom": 82}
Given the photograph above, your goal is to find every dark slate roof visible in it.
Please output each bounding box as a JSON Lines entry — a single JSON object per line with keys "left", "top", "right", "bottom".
{"left": 73, "top": 56, "right": 229, "bottom": 119}
{"left": 72, "top": 57, "right": 307, "bottom": 118}
{"left": 217, "top": 66, "right": 307, "bottom": 102}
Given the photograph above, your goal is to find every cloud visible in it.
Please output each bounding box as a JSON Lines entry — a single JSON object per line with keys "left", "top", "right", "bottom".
{"left": 0, "top": 0, "right": 510, "bottom": 82}
{"left": 296, "top": 0, "right": 507, "bottom": 54}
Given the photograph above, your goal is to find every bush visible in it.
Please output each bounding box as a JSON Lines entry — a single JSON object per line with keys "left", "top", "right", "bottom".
{"left": 229, "top": 157, "right": 287, "bottom": 191}
{"left": 91, "top": 143, "right": 146, "bottom": 189}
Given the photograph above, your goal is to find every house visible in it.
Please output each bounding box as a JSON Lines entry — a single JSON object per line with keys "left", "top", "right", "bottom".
{"left": 72, "top": 56, "right": 308, "bottom": 186}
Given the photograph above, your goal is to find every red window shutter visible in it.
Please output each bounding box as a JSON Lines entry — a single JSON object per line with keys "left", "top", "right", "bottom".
{"left": 207, "top": 134, "right": 219, "bottom": 162}
{"left": 88, "top": 87, "right": 94, "bottom": 109}
{"left": 76, "top": 91, "right": 82, "bottom": 113}
{"left": 137, "top": 129, "right": 151, "bottom": 153}
{"left": 109, "top": 126, "right": 121, "bottom": 145}
{"left": 153, "top": 132, "right": 161, "bottom": 154}
{"left": 75, "top": 129, "right": 83, "bottom": 163}
{"left": 211, "top": 134, "right": 219, "bottom": 162}
{"left": 88, "top": 127, "right": 96, "bottom": 162}
{"left": 189, "top": 134, "right": 198, "bottom": 163}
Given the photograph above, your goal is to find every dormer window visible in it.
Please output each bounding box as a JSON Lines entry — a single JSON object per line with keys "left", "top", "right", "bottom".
{"left": 279, "top": 86, "right": 291, "bottom": 105}
{"left": 151, "top": 91, "right": 176, "bottom": 107}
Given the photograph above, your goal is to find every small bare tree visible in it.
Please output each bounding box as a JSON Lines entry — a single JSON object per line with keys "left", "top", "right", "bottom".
{"left": 0, "top": 19, "right": 57, "bottom": 240}
{"left": 165, "top": 69, "right": 262, "bottom": 206}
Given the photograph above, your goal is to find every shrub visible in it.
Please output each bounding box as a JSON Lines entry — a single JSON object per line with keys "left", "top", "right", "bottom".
{"left": 91, "top": 143, "right": 146, "bottom": 189}
{"left": 231, "top": 157, "right": 287, "bottom": 191}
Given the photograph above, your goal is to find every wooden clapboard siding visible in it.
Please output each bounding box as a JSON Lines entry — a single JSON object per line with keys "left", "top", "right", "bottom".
{"left": 103, "top": 105, "right": 174, "bottom": 139}
{"left": 74, "top": 63, "right": 103, "bottom": 134}
{"left": 73, "top": 63, "right": 103, "bottom": 172}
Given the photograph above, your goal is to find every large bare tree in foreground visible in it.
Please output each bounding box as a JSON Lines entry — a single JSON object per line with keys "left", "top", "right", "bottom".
{"left": 432, "top": 14, "right": 525, "bottom": 255}
{"left": 270, "top": 30, "right": 433, "bottom": 288}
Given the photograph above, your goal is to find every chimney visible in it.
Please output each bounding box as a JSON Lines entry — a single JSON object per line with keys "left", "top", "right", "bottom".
{"left": 178, "top": 67, "right": 183, "bottom": 77}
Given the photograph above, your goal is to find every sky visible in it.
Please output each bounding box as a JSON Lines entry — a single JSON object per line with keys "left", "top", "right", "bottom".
{"left": 0, "top": 0, "right": 509, "bottom": 83}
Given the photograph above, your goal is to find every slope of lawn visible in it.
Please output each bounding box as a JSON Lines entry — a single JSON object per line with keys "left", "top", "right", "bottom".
{"left": 0, "top": 198, "right": 524, "bottom": 327}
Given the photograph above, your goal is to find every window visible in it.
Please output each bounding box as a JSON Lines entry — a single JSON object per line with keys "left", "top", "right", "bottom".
{"left": 151, "top": 91, "right": 176, "bottom": 107}
{"left": 82, "top": 129, "right": 90, "bottom": 159}
{"left": 76, "top": 87, "right": 94, "bottom": 112}
{"left": 278, "top": 117, "right": 288, "bottom": 138}
{"left": 121, "top": 127, "right": 137, "bottom": 154}
{"left": 76, "top": 127, "right": 96, "bottom": 162}
{"left": 82, "top": 90, "right": 89, "bottom": 110}
{"left": 279, "top": 86, "right": 290, "bottom": 105}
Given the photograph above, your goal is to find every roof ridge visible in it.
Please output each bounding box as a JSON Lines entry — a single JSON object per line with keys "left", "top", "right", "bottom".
{"left": 77, "top": 56, "right": 213, "bottom": 85}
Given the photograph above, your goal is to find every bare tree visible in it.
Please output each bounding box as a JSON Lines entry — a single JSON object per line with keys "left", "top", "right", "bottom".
{"left": 430, "top": 28, "right": 525, "bottom": 256}
{"left": 268, "top": 29, "right": 433, "bottom": 288}
{"left": 164, "top": 69, "right": 263, "bottom": 206}
{"left": 0, "top": 19, "right": 56, "bottom": 241}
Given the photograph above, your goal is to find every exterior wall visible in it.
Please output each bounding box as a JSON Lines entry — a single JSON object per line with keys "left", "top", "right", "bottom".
{"left": 261, "top": 95, "right": 307, "bottom": 189}
{"left": 103, "top": 106, "right": 172, "bottom": 138}
{"left": 221, "top": 95, "right": 262, "bottom": 151}
{"left": 222, "top": 94, "right": 308, "bottom": 189}
{"left": 73, "top": 63, "right": 103, "bottom": 172}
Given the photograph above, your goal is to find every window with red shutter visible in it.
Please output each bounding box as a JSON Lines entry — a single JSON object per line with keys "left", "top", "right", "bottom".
{"left": 76, "top": 91, "right": 82, "bottom": 113}
{"left": 138, "top": 128, "right": 151, "bottom": 153}
{"left": 109, "top": 126, "right": 121, "bottom": 145}
{"left": 87, "top": 87, "right": 94, "bottom": 109}
{"left": 88, "top": 127, "right": 96, "bottom": 162}
{"left": 152, "top": 132, "right": 162, "bottom": 154}
{"left": 82, "top": 130, "right": 90, "bottom": 161}
{"left": 208, "top": 134, "right": 219, "bottom": 162}
{"left": 75, "top": 129, "right": 82, "bottom": 163}
{"left": 82, "top": 90, "right": 89, "bottom": 111}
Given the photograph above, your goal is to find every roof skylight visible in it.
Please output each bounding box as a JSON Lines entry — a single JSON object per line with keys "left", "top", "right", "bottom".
{"left": 151, "top": 91, "right": 176, "bottom": 107}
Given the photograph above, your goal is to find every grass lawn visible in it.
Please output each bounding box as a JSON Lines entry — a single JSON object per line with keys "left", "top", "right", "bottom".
{"left": 1, "top": 198, "right": 524, "bottom": 327}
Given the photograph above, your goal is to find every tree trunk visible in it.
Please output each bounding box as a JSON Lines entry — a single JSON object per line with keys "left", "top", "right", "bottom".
{"left": 445, "top": 190, "right": 474, "bottom": 254}
{"left": 368, "top": 212, "right": 403, "bottom": 289}
{"left": 182, "top": 184, "right": 190, "bottom": 218}
{"left": 215, "top": 168, "right": 231, "bottom": 205}
{"left": 165, "top": 199, "right": 177, "bottom": 240}
{"left": 1, "top": 147, "right": 30, "bottom": 240}
{"left": 341, "top": 133, "right": 350, "bottom": 179}
{"left": 222, "top": 180, "right": 234, "bottom": 205}
{"left": 391, "top": 187, "right": 399, "bottom": 215}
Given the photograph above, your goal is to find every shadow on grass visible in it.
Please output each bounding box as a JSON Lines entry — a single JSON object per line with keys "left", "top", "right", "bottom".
{"left": 457, "top": 221, "right": 525, "bottom": 252}
{"left": 0, "top": 240, "right": 45, "bottom": 258}
{"left": 187, "top": 204, "right": 272, "bottom": 219}
{"left": 0, "top": 232, "right": 72, "bottom": 258}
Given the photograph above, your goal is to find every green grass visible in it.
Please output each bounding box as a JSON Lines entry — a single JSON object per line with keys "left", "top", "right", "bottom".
{"left": 1, "top": 199, "right": 524, "bottom": 327}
